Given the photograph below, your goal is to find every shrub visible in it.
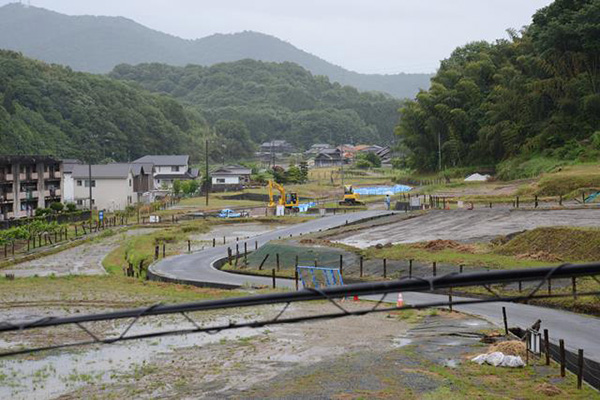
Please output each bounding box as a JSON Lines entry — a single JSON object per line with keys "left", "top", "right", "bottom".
{"left": 49, "top": 202, "right": 64, "bottom": 213}
{"left": 65, "top": 203, "right": 77, "bottom": 212}
{"left": 355, "top": 159, "right": 373, "bottom": 169}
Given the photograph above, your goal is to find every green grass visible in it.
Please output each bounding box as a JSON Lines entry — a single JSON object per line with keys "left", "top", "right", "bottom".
{"left": 102, "top": 220, "right": 212, "bottom": 276}
{"left": 498, "top": 226, "right": 600, "bottom": 261}
{"left": 496, "top": 156, "right": 568, "bottom": 181}
{"left": 0, "top": 274, "right": 243, "bottom": 305}
{"left": 363, "top": 243, "right": 549, "bottom": 270}
{"left": 421, "top": 356, "right": 600, "bottom": 399}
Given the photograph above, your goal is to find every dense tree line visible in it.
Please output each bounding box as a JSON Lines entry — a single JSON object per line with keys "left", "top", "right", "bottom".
{"left": 0, "top": 50, "right": 209, "bottom": 162}
{"left": 109, "top": 60, "right": 402, "bottom": 149}
{"left": 396, "top": 0, "right": 600, "bottom": 171}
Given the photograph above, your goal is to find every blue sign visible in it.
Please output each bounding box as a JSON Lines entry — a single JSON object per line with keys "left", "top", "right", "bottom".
{"left": 98, "top": 210, "right": 104, "bottom": 221}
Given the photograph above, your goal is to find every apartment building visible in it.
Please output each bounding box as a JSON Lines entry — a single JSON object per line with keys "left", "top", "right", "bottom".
{"left": 0, "top": 155, "right": 62, "bottom": 220}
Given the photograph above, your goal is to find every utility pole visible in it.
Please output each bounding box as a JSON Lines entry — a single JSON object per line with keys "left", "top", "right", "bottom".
{"left": 438, "top": 131, "right": 442, "bottom": 171}
{"left": 340, "top": 144, "right": 344, "bottom": 188}
{"left": 88, "top": 161, "right": 93, "bottom": 225}
{"left": 205, "top": 139, "right": 209, "bottom": 206}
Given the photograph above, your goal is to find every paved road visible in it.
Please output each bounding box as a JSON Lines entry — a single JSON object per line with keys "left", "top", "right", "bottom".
{"left": 150, "top": 210, "right": 600, "bottom": 362}
{"left": 151, "top": 210, "right": 393, "bottom": 288}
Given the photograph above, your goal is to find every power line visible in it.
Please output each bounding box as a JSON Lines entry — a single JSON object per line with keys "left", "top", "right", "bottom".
{"left": 1, "top": 262, "right": 599, "bottom": 357}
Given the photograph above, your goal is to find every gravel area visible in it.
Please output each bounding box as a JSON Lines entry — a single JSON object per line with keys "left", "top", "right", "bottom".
{"left": 336, "top": 208, "right": 600, "bottom": 248}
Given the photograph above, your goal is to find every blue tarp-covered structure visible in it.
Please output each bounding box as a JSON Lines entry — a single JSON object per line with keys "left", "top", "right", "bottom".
{"left": 353, "top": 185, "right": 412, "bottom": 196}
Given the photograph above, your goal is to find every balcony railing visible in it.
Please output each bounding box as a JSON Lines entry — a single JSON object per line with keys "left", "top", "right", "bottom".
{"left": 5, "top": 174, "right": 13, "bottom": 181}
{"left": 19, "top": 173, "right": 26, "bottom": 180}
{"left": 31, "top": 172, "right": 38, "bottom": 180}
{"left": 19, "top": 191, "right": 38, "bottom": 200}
{"left": 43, "top": 172, "right": 50, "bottom": 179}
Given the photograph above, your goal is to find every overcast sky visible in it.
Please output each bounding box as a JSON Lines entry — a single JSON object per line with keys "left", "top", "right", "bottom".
{"left": 4, "top": 0, "right": 554, "bottom": 74}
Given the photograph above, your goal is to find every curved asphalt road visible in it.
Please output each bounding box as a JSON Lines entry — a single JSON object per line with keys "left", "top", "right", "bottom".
{"left": 151, "top": 210, "right": 600, "bottom": 363}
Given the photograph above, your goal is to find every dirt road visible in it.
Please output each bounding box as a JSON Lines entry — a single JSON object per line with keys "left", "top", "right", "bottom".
{"left": 335, "top": 208, "right": 600, "bottom": 248}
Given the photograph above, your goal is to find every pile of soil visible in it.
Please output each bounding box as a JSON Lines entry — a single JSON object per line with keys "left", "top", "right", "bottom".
{"left": 535, "top": 383, "right": 563, "bottom": 397}
{"left": 413, "top": 239, "right": 476, "bottom": 253}
{"left": 515, "top": 251, "right": 563, "bottom": 262}
{"left": 488, "top": 340, "right": 526, "bottom": 358}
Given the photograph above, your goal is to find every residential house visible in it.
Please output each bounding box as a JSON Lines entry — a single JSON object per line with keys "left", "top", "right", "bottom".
{"left": 211, "top": 165, "right": 252, "bottom": 191}
{"left": 130, "top": 163, "right": 154, "bottom": 202}
{"left": 354, "top": 144, "right": 383, "bottom": 154}
{"left": 0, "top": 155, "right": 63, "bottom": 220}
{"left": 305, "top": 144, "right": 332, "bottom": 156}
{"left": 259, "top": 140, "right": 296, "bottom": 154}
{"left": 132, "top": 155, "right": 199, "bottom": 189}
{"left": 376, "top": 146, "right": 392, "bottom": 165}
{"left": 72, "top": 164, "right": 135, "bottom": 211}
{"left": 314, "top": 148, "right": 344, "bottom": 167}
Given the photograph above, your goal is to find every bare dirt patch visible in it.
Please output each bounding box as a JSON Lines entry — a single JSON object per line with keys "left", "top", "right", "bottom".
{"left": 413, "top": 239, "right": 477, "bottom": 253}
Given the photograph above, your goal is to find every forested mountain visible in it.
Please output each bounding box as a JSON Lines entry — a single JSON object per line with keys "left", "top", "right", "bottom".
{"left": 397, "top": 0, "right": 600, "bottom": 171}
{"left": 109, "top": 60, "right": 403, "bottom": 151}
{"left": 0, "top": 50, "right": 208, "bottom": 161}
{"left": 0, "top": 3, "right": 431, "bottom": 99}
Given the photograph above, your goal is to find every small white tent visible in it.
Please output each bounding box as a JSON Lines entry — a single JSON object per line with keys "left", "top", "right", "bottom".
{"left": 464, "top": 173, "right": 491, "bottom": 182}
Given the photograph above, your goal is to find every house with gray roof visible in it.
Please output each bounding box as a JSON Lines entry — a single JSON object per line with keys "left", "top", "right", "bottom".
{"left": 71, "top": 164, "right": 135, "bottom": 211}
{"left": 211, "top": 165, "right": 252, "bottom": 191}
{"left": 132, "top": 155, "right": 198, "bottom": 189}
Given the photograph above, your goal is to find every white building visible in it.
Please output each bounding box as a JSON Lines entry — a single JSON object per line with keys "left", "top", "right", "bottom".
{"left": 61, "top": 159, "right": 82, "bottom": 205}
{"left": 211, "top": 165, "right": 252, "bottom": 191}
{"left": 71, "top": 164, "right": 135, "bottom": 211}
{"left": 132, "top": 155, "right": 198, "bottom": 189}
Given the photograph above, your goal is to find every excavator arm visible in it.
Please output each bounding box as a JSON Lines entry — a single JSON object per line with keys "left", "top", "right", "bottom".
{"left": 268, "top": 180, "right": 286, "bottom": 207}
{"left": 267, "top": 180, "right": 298, "bottom": 209}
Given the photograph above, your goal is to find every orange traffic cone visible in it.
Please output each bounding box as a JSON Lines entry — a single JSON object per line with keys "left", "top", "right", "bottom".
{"left": 396, "top": 293, "right": 404, "bottom": 308}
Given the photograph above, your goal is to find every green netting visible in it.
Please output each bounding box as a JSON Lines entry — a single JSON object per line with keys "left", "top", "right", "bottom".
{"left": 246, "top": 243, "right": 345, "bottom": 270}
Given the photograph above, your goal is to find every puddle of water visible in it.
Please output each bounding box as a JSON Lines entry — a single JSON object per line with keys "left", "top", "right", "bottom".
{"left": 462, "top": 320, "right": 486, "bottom": 327}
{"left": 442, "top": 359, "right": 460, "bottom": 368}
{"left": 392, "top": 337, "right": 412, "bottom": 348}
{"left": 0, "top": 319, "right": 266, "bottom": 400}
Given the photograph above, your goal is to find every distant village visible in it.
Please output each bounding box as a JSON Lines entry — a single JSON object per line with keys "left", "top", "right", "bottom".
{"left": 0, "top": 140, "right": 397, "bottom": 220}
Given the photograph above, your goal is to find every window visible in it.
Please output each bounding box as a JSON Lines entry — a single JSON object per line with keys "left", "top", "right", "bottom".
{"left": 84, "top": 180, "right": 96, "bottom": 188}
{"left": 127, "top": 196, "right": 132, "bottom": 204}
{"left": 76, "top": 200, "right": 83, "bottom": 205}
{"left": 216, "top": 178, "right": 226, "bottom": 183}
{"left": 171, "top": 166, "right": 180, "bottom": 172}
{"left": 77, "top": 180, "right": 82, "bottom": 186}
{"left": 129, "top": 179, "right": 132, "bottom": 187}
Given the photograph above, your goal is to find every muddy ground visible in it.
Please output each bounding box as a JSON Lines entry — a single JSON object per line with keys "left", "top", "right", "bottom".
{"left": 1, "top": 228, "right": 158, "bottom": 278}
{"left": 0, "top": 300, "right": 501, "bottom": 400}
{"left": 334, "top": 208, "right": 600, "bottom": 248}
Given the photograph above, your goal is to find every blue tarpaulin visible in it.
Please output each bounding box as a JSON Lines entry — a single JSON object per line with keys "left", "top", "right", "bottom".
{"left": 298, "top": 202, "right": 316, "bottom": 212}
{"left": 353, "top": 185, "right": 412, "bottom": 196}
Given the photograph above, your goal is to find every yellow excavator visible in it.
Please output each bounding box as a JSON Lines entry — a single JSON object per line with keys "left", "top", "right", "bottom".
{"left": 339, "top": 185, "right": 364, "bottom": 206}
{"left": 268, "top": 180, "right": 299, "bottom": 210}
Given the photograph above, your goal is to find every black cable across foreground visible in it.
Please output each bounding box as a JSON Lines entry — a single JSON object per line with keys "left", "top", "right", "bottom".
{"left": 1, "top": 262, "right": 599, "bottom": 334}
{"left": 1, "top": 290, "right": 599, "bottom": 358}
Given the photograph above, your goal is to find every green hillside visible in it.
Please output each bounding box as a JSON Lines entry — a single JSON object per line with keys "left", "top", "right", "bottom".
{"left": 397, "top": 0, "right": 600, "bottom": 172}
{"left": 109, "top": 60, "right": 403, "bottom": 150}
{"left": 0, "top": 50, "right": 208, "bottom": 162}
{"left": 0, "top": 3, "right": 431, "bottom": 99}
